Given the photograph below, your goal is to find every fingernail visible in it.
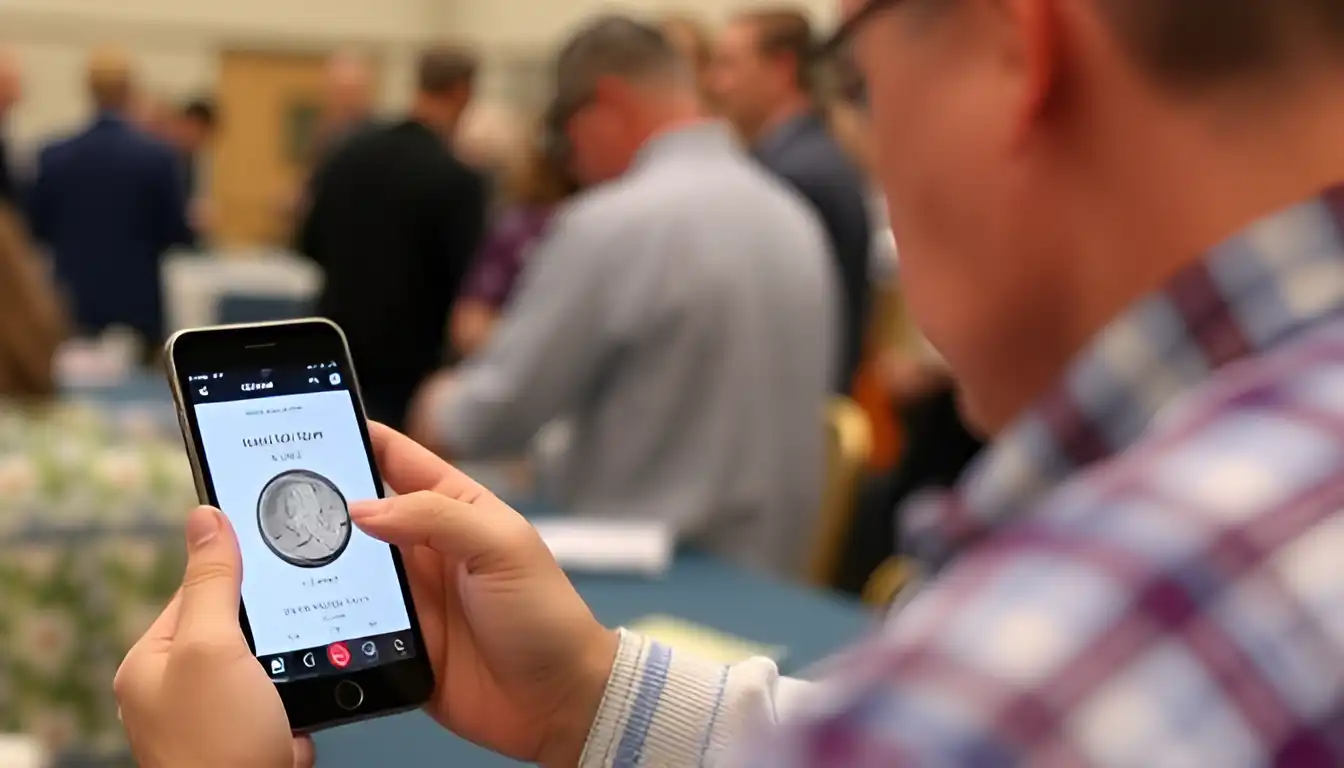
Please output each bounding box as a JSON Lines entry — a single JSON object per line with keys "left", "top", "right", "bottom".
{"left": 350, "top": 500, "right": 387, "bottom": 521}
{"left": 186, "top": 507, "right": 220, "bottom": 550}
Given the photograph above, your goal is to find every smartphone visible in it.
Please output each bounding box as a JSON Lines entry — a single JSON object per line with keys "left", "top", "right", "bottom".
{"left": 165, "top": 319, "right": 433, "bottom": 731}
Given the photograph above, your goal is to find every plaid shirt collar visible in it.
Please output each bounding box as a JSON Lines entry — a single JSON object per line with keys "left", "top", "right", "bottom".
{"left": 906, "top": 185, "right": 1344, "bottom": 569}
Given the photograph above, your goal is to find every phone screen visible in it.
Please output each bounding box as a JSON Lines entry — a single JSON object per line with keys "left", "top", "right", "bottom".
{"left": 185, "top": 360, "right": 417, "bottom": 683}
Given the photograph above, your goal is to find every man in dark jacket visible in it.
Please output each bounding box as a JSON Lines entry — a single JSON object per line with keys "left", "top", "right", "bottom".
{"left": 297, "top": 46, "right": 487, "bottom": 430}
{"left": 29, "top": 48, "right": 193, "bottom": 348}
{"left": 711, "top": 7, "right": 873, "bottom": 393}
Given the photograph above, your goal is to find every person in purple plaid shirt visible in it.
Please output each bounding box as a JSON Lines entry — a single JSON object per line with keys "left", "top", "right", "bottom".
{"left": 450, "top": 128, "right": 578, "bottom": 358}
{"left": 116, "top": 2, "right": 1344, "bottom": 766}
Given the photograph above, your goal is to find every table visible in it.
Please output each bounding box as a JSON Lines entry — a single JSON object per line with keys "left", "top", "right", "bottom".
{"left": 314, "top": 555, "right": 871, "bottom": 766}
{"left": 161, "top": 249, "right": 321, "bottom": 333}
{"left": 44, "top": 380, "right": 872, "bottom": 766}
{"left": 62, "top": 372, "right": 169, "bottom": 407}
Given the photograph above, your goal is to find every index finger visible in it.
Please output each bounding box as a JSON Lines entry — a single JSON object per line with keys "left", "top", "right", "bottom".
{"left": 367, "top": 422, "right": 487, "bottom": 502}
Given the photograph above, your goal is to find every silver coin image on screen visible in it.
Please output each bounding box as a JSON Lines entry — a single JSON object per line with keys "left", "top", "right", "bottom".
{"left": 256, "top": 470, "right": 351, "bottom": 568}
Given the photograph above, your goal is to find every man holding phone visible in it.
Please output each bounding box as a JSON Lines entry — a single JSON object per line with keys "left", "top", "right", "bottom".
{"left": 120, "top": 0, "right": 1344, "bottom": 765}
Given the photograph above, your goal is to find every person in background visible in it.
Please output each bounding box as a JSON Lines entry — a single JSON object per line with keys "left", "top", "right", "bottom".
{"left": 452, "top": 118, "right": 579, "bottom": 358}
{"left": 710, "top": 7, "right": 871, "bottom": 393}
{"left": 454, "top": 101, "right": 527, "bottom": 190}
{"left": 290, "top": 51, "right": 380, "bottom": 227}
{"left": 408, "top": 16, "right": 836, "bottom": 576}
{"left": 0, "top": 49, "right": 23, "bottom": 210}
{"left": 129, "top": 90, "right": 172, "bottom": 141}
{"left": 29, "top": 47, "right": 192, "bottom": 351}
{"left": 822, "top": 51, "right": 985, "bottom": 595}
{"left": 661, "top": 14, "right": 717, "bottom": 111}
{"left": 167, "top": 98, "right": 216, "bottom": 200}
{"left": 313, "top": 50, "right": 379, "bottom": 164}
{"left": 298, "top": 46, "right": 486, "bottom": 431}
{"left": 824, "top": 50, "right": 874, "bottom": 190}
{"left": 0, "top": 206, "right": 66, "bottom": 399}
{"left": 167, "top": 98, "right": 218, "bottom": 238}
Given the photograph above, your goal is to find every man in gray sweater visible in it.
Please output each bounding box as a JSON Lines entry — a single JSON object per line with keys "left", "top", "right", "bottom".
{"left": 408, "top": 16, "right": 837, "bottom": 576}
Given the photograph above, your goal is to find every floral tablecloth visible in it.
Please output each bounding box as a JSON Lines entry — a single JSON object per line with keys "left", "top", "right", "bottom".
{"left": 0, "top": 402, "right": 197, "bottom": 763}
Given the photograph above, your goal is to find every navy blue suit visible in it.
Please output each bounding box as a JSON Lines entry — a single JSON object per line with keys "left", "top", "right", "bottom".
{"left": 29, "top": 114, "right": 193, "bottom": 344}
{"left": 755, "top": 113, "right": 872, "bottom": 393}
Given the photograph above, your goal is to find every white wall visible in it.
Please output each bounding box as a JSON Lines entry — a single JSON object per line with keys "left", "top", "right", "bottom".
{"left": 0, "top": 0, "right": 440, "bottom": 160}
{"left": 449, "top": 0, "right": 837, "bottom": 48}
{"left": 0, "top": 0, "right": 841, "bottom": 162}
{"left": 0, "top": 0, "right": 441, "bottom": 43}
{"left": 457, "top": 0, "right": 839, "bottom": 125}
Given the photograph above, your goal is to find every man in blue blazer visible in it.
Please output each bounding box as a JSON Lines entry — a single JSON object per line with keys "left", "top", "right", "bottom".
{"left": 29, "top": 48, "right": 193, "bottom": 348}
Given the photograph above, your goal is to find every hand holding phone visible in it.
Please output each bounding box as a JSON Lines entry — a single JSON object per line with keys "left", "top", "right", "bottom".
{"left": 348, "top": 424, "right": 620, "bottom": 765}
{"left": 115, "top": 506, "right": 316, "bottom": 768}
{"left": 164, "top": 320, "right": 434, "bottom": 731}
{"left": 119, "top": 422, "right": 619, "bottom": 767}
{"left": 127, "top": 319, "right": 618, "bottom": 764}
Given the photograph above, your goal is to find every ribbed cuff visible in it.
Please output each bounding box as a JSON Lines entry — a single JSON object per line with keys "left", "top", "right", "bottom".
{"left": 579, "top": 630, "right": 731, "bottom": 768}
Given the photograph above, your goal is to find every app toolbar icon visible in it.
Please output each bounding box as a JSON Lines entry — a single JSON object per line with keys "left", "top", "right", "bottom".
{"left": 302, "top": 651, "right": 316, "bottom": 668}
{"left": 361, "top": 640, "right": 377, "bottom": 658}
{"left": 327, "top": 641, "right": 351, "bottom": 669}
{"left": 392, "top": 638, "right": 406, "bottom": 654}
{"left": 269, "top": 657, "right": 285, "bottom": 676}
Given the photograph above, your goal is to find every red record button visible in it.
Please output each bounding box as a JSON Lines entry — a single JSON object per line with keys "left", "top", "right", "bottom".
{"left": 327, "top": 641, "right": 351, "bottom": 669}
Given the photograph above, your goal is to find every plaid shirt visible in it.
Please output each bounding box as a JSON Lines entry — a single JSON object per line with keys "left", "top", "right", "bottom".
{"left": 580, "top": 188, "right": 1344, "bottom": 767}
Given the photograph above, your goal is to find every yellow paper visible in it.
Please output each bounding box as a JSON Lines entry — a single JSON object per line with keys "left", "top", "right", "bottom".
{"left": 626, "top": 615, "right": 786, "bottom": 665}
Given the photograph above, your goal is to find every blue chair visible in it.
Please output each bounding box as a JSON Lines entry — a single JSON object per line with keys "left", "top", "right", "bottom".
{"left": 216, "top": 295, "right": 311, "bottom": 325}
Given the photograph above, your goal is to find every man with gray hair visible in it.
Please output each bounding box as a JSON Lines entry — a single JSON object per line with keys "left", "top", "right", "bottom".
{"left": 408, "top": 15, "right": 837, "bottom": 576}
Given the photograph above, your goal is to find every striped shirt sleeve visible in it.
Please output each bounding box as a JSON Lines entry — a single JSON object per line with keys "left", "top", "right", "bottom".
{"left": 580, "top": 630, "right": 806, "bottom": 768}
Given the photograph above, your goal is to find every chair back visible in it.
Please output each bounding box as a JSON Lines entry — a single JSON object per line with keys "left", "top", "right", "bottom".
{"left": 862, "top": 556, "right": 917, "bottom": 608}
{"left": 809, "top": 397, "right": 874, "bottom": 586}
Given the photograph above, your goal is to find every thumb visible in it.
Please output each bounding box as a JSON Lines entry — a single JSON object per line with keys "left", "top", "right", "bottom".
{"left": 352, "top": 491, "right": 540, "bottom": 569}
{"left": 175, "top": 506, "right": 245, "bottom": 644}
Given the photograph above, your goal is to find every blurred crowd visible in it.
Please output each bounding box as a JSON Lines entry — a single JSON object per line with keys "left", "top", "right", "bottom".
{"left": 0, "top": 6, "right": 974, "bottom": 590}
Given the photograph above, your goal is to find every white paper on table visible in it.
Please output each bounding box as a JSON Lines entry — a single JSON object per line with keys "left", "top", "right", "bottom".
{"left": 0, "top": 735, "right": 48, "bottom": 768}
{"left": 532, "top": 519, "right": 673, "bottom": 576}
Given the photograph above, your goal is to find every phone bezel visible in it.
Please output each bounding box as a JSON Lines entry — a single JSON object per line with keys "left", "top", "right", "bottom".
{"left": 165, "top": 318, "right": 434, "bottom": 732}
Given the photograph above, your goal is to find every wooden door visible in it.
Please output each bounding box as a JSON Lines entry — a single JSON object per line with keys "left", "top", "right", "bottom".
{"left": 212, "top": 51, "right": 334, "bottom": 248}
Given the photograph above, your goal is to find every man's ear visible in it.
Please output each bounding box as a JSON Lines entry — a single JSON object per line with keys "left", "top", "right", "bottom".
{"left": 995, "top": 0, "right": 1064, "bottom": 147}
{"left": 588, "top": 76, "right": 624, "bottom": 119}
{"left": 591, "top": 76, "right": 624, "bottom": 105}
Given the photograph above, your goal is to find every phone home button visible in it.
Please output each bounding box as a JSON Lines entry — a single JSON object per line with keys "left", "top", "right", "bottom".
{"left": 334, "top": 681, "right": 364, "bottom": 712}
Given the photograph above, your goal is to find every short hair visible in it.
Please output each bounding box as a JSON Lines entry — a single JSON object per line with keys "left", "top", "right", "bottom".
{"left": 87, "top": 46, "right": 133, "bottom": 110}
{"left": 417, "top": 46, "right": 477, "bottom": 96}
{"left": 662, "top": 14, "right": 715, "bottom": 72}
{"left": 506, "top": 118, "right": 580, "bottom": 206}
{"left": 181, "top": 97, "right": 217, "bottom": 128}
{"left": 738, "top": 7, "right": 817, "bottom": 92}
{"left": 553, "top": 15, "right": 689, "bottom": 115}
{"left": 1096, "top": 0, "right": 1344, "bottom": 92}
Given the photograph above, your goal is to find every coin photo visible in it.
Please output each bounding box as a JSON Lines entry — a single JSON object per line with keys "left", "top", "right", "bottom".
{"left": 256, "top": 469, "right": 351, "bottom": 568}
